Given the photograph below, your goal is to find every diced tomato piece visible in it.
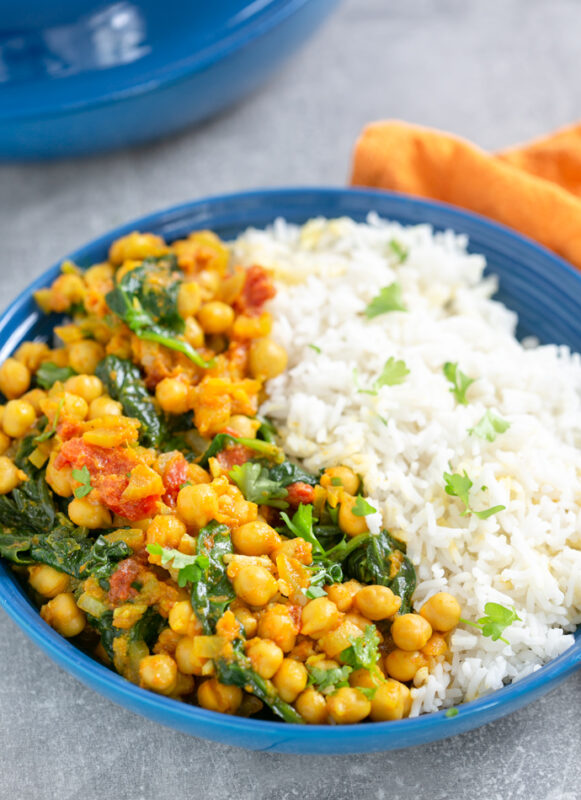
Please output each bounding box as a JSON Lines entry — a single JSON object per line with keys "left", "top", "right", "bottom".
{"left": 162, "top": 453, "right": 189, "bottom": 507}
{"left": 285, "top": 482, "right": 315, "bottom": 506}
{"left": 216, "top": 444, "right": 254, "bottom": 471}
{"left": 55, "top": 438, "right": 162, "bottom": 521}
{"left": 57, "top": 418, "right": 85, "bottom": 442}
{"left": 236, "top": 266, "right": 275, "bottom": 316}
{"left": 108, "top": 557, "right": 141, "bottom": 603}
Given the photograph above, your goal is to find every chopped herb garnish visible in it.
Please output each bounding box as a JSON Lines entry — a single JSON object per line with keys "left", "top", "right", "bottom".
{"left": 388, "top": 239, "right": 408, "bottom": 263}
{"left": 35, "top": 362, "right": 77, "bottom": 390}
{"left": 443, "top": 470, "right": 505, "bottom": 519}
{"left": 33, "top": 399, "right": 64, "bottom": 444}
{"left": 364, "top": 282, "right": 407, "bottom": 319}
{"left": 340, "top": 625, "right": 381, "bottom": 671}
{"left": 461, "top": 602, "right": 521, "bottom": 644}
{"left": 352, "top": 496, "right": 377, "bottom": 517}
{"left": 443, "top": 362, "right": 475, "bottom": 405}
{"left": 330, "top": 476, "right": 343, "bottom": 486}
{"left": 308, "top": 344, "right": 321, "bottom": 354}
{"left": 445, "top": 707, "right": 459, "bottom": 718}
{"left": 468, "top": 410, "right": 510, "bottom": 442}
{"left": 356, "top": 357, "right": 409, "bottom": 396}
{"left": 229, "top": 462, "right": 288, "bottom": 509}
{"left": 307, "top": 663, "right": 352, "bottom": 694}
{"left": 305, "top": 585, "right": 327, "bottom": 599}
{"left": 72, "top": 466, "right": 92, "bottom": 499}
{"left": 146, "top": 543, "right": 210, "bottom": 588}
{"left": 179, "top": 481, "right": 192, "bottom": 490}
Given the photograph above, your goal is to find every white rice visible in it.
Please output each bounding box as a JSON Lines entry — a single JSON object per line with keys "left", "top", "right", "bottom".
{"left": 231, "top": 214, "right": 581, "bottom": 713}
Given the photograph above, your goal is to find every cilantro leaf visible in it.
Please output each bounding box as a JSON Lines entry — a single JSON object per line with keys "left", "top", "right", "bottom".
{"left": 468, "top": 410, "right": 510, "bottom": 442}
{"left": 388, "top": 239, "right": 408, "bottom": 263}
{"left": 146, "top": 543, "right": 210, "bottom": 588}
{"left": 307, "top": 663, "right": 352, "bottom": 694}
{"left": 445, "top": 707, "right": 459, "bottom": 718}
{"left": 33, "top": 398, "right": 63, "bottom": 444}
{"left": 461, "top": 602, "right": 521, "bottom": 644}
{"left": 443, "top": 470, "right": 505, "bottom": 519}
{"left": 308, "top": 344, "right": 321, "bottom": 354}
{"left": 364, "top": 282, "right": 407, "bottom": 319}
{"left": 340, "top": 625, "right": 380, "bottom": 671}
{"left": 375, "top": 357, "right": 409, "bottom": 388}
{"left": 352, "top": 496, "right": 377, "bottom": 517}
{"left": 443, "top": 362, "right": 475, "bottom": 405}
{"left": 35, "top": 362, "right": 77, "bottom": 390}
{"left": 280, "top": 504, "right": 325, "bottom": 557}
{"left": 72, "top": 466, "right": 92, "bottom": 499}
{"left": 229, "top": 462, "right": 288, "bottom": 509}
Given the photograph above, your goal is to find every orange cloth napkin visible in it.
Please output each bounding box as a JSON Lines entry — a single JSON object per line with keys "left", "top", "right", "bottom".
{"left": 350, "top": 120, "right": 581, "bottom": 269}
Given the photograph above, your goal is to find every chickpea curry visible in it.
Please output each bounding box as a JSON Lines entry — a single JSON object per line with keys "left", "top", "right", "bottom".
{"left": 0, "top": 230, "right": 463, "bottom": 725}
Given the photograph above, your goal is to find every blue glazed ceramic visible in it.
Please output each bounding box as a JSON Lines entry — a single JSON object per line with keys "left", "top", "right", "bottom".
{"left": 0, "top": 188, "right": 580, "bottom": 754}
{"left": 0, "top": 0, "right": 338, "bottom": 160}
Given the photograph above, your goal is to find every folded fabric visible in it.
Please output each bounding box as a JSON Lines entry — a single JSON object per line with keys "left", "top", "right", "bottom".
{"left": 350, "top": 120, "right": 581, "bottom": 269}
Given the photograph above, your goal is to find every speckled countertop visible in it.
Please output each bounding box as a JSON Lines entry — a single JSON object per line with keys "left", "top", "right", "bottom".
{"left": 1, "top": 1, "right": 580, "bottom": 798}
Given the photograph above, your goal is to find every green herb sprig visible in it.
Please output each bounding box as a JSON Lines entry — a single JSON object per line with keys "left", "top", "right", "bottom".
{"left": 443, "top": 362, "right": 475, "bottom": 405}
{"left": 460, "top": 602, "right": 521, "bottom": 644}
{"left": 364, "top": 282, "right": 407, "bottom": 319}
{"left": 443, "top": 470, "right": 505, "bottom": 519}
{"left": 72, "top": 466, "right": 92, "bottom": 499}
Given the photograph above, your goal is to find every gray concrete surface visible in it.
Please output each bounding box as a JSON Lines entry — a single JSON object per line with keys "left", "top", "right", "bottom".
{"left": 1, "top": 1, "right": 580, "bottom": 798}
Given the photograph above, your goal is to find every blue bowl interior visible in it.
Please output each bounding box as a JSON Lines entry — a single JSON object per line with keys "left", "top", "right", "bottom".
{"left": 1, "top": 187, "right": 580, "bottom": 754}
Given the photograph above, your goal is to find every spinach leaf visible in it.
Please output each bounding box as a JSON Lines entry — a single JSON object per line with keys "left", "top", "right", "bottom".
{"left": 229, "top": 462, "right": 289, "bottom": 509}
{"left": 343, "top": 530, "right": 417, "bottom": 614}
{"left": 215, "top": 638, "right": 304, "bottom": 724}
{"left": 191, "top": 521, "right": 236, "bottom": 634}
{"left": 89, "top": 607, "right": 165, "bottom": 662}
{"left": 266, "top": 460, "right": 318, "bottom": 487}
{"left": 105, "top": 257, "right": 214, "bottom": 369}
{"left": 96, "top": 356, "right": 164, "bottom": 448}
{"left": 35, "top": 362, "right": 77, "bottom": 389}
{"left": 197, "top": 434, "right": 282, "bottom": 468}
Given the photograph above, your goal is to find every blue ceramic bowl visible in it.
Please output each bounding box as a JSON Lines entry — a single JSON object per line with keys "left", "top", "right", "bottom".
{"left": 1, "top": 188, "right": 580, "bottom": 754}
{"left": 0, "top": 0, "right": 338, "bottom": 161}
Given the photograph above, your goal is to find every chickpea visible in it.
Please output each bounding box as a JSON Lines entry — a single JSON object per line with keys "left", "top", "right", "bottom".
{"left": 327, "top": 687, "right": 371, "bottom": 724}
{"left": 248, "top": 338, "right": 288, "bottom": 380}
{"left": 61, "top": 392, "right": 89, "bottom": 421}
{"left": 0, "top": 456, "right": 23, "bottom": 494}
{"left": 186, "top": 463, "right": 212, "bottom": 485}
{"left": 325, "top": 580, "right": 362, "bottom": 612}
{"left": 177, "top": 281, "right": 202, "bottom": 318}
{"left": 177, "top": 483, "right": 219, "bottom": 530}
{"left": 384, "top": 649, "right": 428, "bottom": 682}
{"left": 349, "top": 667, "right": 384, "bottom": 691}
{"left": 295, "top": 688, "right": 328, "bottom": 724}
{"left": 2, "top": 400, "right": 36, "bottom": 437}
{"left": 246, "top": 638, "right": 284, "bottom": 679}
{"left": 40, "top": 592, "right": 86, "bottom": 638}
{"left": 0, "top": 358, "right": 30, "bottom": 399}
{"left": 338, "top": 494, "right": 369, "bottom": 538}
{"left": 231, "top": 519, "right": 281, "bottom": 556}
{"left": 257, "top": 604, "right": 297, "bottom": 652}
{"left": 369, "top": 679, "right": 412, "bottom": 722}
{"left": 88, "top": 395, "right": 123, "bottom": 419}
{"left": 232, "top": 604, "right": 258, "bottom": 638}
{"left": 227, "top": 414, "right": 260, "bottom": 439}
{"left": 196, "top": 269, "right": 221, "bottom": 300}
{"left": 68, "top": 340, "right": 104, "bottom": 375}
{"left": 273, "top": 659, "right": 308, "bottom": 703}
{"left": 343, "top": 612, "right": 375, "bottom": 632}
{"left": 146, "top": 514, "right": 187, "bottom": 550}
{"left": 168, "top": 601, "right": 195, "bottom": 635}
{"left": 64, "top": 375, "right": 103, "bottom": 403}
{"left": 0, "top": 431, "right": 10, "bottom": 455}
{"left": 354, "top": 585, "right": 401, "bottom": 621}
{"left": 21, "top": 388, "right": 47, "bottom": 414}
{"left": 45, "top": 451, "right": 73, "bottom": 497}
{"left": 391, "top": 614, "right": 433, "bottom": 651}
{"left": 156, "top": 378, "right": 190, "bottom": 415}
{"left": 320, "top": 466, "right": 360, "bottom": 495}
{"left": 14, "top": 341, "right": 50, "bottom": 372}
{"left": 422, "top": 633, "right": 448, "bottom": 658}
{"left": 175, "top": 636, "right": 207, "bottom": 676}
{"left": 319, "top": 620, "right": 364, "bottom": 659}
{"left": 68, "top": 497, "right": 112, "bottom": 529}
{"left": 184, "top": 317, "right": 204, "bottom": 348}
{"left": 420, "top": 592, "right": 462, "bottom": 632}
{"left": 300, "top": 597, "right": 341, "bottom": 638}
{"left": 28, "top": 565, "right": 69, "bottom": 598}
{"left": 109, "top": 232, "right": 166, "bottom": 265}
{"left": 198, "top": 679, "right": 242, "bottom": 715}
{"left": 233, "top": 565, "right": 278, "bottom": 607}
{"left": 197, "top": 302, "right": 234, "bottom": 334}
{"left": 139, "top": 653, "right": 178, "bottom": 695}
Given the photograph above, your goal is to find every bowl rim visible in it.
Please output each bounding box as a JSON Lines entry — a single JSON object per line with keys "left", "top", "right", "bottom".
{"left": 1, "top": 185, "right": 581, "bottom": 750}
{"left": 0, "top": 0, "right": 330, "bottom": 121}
